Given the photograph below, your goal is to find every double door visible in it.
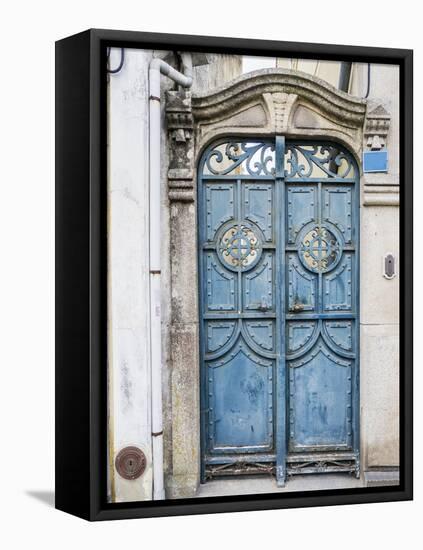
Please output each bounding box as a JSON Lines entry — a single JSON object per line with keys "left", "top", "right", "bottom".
{"left": 199, "top": 137, "right": 360, "bottom": 484}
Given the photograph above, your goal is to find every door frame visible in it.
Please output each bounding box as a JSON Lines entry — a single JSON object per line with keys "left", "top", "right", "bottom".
{"left": 164, "top": 69, "right": 369, "bottom": 497}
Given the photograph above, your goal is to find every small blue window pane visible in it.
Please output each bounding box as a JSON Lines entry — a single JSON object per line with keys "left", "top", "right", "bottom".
{"left": 363, "top": 150, "right": 388, "bottom": 173}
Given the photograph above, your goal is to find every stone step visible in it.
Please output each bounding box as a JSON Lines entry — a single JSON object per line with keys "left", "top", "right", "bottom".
{"left": 365, "top": 470, "right": 400, "bottom": 487}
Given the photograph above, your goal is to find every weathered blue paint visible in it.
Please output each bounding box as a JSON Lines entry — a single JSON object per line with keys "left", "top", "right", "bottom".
{"left": 199, "top": 139, "right": 360, "bottom": 482}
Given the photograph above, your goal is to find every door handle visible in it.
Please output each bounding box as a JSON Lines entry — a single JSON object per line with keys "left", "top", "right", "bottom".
{"left": 290, "top": 301, "right": 305, "bottom": 313}
{"left": 257, "top": 296, "right": 270, "bottom": 312}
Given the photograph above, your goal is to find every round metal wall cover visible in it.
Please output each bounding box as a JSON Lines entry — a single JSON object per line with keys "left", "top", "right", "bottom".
{"left": 115, "top": 446, "right": 147, "bottom": 480}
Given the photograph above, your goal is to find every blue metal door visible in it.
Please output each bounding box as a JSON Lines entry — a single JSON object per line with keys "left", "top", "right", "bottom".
{"left": 199, "top": 138, "right": 359, "bottom": 484}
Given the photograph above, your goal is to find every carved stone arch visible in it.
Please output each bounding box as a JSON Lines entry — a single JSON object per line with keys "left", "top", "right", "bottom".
{"left": 164, "top": 68, "right": 369, "bottom": 498}
{"left": 166, "top": 69, "right": 368, "bottom": 202}
{"left": 191, "top": 69, "right": 367, "bottom": 161}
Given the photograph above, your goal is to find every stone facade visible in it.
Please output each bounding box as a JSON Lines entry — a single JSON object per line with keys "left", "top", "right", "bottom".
{"left": 107, "top": 51, "right": 399, "bottom": 501}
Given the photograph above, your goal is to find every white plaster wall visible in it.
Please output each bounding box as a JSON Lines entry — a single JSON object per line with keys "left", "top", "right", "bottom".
{"left": 107, "top": 48, "right": 153, "bottom": 502}
{"left": 244, "top": 55, "right": 342, "bottom": 87}
{"left": 277, "top": 57, "right": 341, "bottom": 88}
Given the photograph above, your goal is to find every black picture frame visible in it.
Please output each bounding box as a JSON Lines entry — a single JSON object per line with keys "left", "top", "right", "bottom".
{"left": 55, "top": 28, "right": 413, "bottom": 521}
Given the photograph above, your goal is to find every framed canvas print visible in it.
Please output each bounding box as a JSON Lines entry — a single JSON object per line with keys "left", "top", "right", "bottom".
{"left": 55, "top": 29, "right": 413, "bottom": 521}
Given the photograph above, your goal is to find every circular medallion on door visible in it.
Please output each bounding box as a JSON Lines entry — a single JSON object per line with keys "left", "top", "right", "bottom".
{"left": 217, "top": 221, "right": 262, "bottom": 271}
{"left": 298, "top": 223, "right": 343, "bottom": 273}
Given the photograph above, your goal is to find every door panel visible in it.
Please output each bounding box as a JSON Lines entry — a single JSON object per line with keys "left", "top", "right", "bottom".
{"left": 323, "top": 254, "right": 353, "bottom": 312}
{"left": 289, "top": 348, "right": 352, "bottom": 451}
{"left": 244, "top": 183, "right": 274, "bottom": 241}
{"left": 285, "top": 143, "right": 359, "bottom": 474}
{"left": 323, "top": 320, "right": 353, "bottom": 352}
{"left": 244, "top": 253, "right": 275, "bottom": 311}
{"left": 287, "top": 186, "right": 317, "bottom": 244}
{"left": 200, "top": 141, "right": 279, "bottom": 473}
{"left": 205, "top": 253, "right": 237, "bottom": 312}
{"left": 287, "top": 321, "right": 317, "bottom": 354}
{"left": 287, "top": 254, "right": 318, "bottom": 312}
{"left": 208, "top": 343, "right": 274, "bottom": 452}
{"left": 205, "top": 183, "right": 235, "bottom": 241}
{"left": 206, "top": 321, "right": 237, "bottom": 353}
{"left": 322, "top": 186, "right": 353, "bottom": 243}
{"left": 245, "top": 320, "right": 275, "bottom": 352}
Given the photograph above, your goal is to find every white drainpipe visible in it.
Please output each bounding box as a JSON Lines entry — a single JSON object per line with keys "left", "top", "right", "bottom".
{"left": 149, "top": 53, "right": 193, "bottom": 500}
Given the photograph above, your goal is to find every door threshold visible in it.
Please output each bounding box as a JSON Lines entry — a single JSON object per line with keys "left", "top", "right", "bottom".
{"left": 195, "top": 473, "right": 365, "bottom": 498}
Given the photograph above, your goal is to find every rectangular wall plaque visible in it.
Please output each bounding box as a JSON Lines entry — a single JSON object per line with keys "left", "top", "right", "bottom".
{"left": 363, "top": 150, "right": 389, "bottom": 172}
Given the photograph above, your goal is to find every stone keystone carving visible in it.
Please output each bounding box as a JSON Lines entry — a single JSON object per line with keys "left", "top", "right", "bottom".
{"left": 166, "top": 90, "right": 195, "bottom": 202}
{"left": 364, "top": 103, "right": 391, "bottom": 150}
{"left": 263, "top": 92, "right": 298, "bottom": 133}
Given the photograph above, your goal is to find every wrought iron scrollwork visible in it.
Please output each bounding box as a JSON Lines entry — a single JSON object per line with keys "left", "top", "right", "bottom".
{"left": 203, "top": 141, "right": 275, "bottom": 177}
{"left": 287, "top": 458, "right": 356, "bottom": 475}
{"left": 203, "top": 141, "right": 355, "bottom": 179}
{"left": 285, "top": 144, "right": 354, "bottom": 179}
{"left": 205, "top": 461, "right": 275, "bottom": 479}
